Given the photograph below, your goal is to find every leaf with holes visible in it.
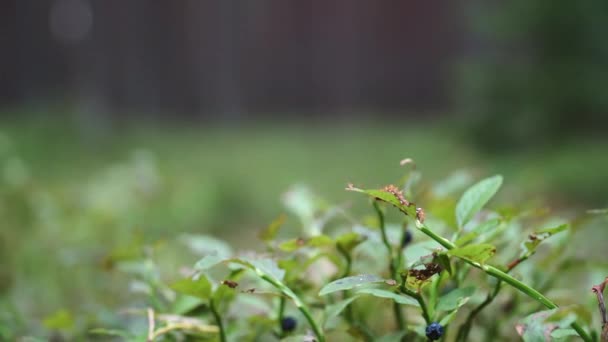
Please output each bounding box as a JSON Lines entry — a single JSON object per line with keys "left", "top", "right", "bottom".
{"left": 520, "top": 224, "right": 569, "bottom": 259}
{"left": 346, "top": 185, "right": 418, "bottom": 217}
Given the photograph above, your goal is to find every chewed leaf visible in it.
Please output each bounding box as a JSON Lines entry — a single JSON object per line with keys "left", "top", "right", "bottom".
{"left": 436, "top": 286, "right": 475, "bottom": 311}
{"left": 170, "top": 274, "right": 212, "bottom": 300}
{"left": 406, "top": 263, "right": 442, "bottom": 289}
{"left": 319, "top": 274, "right": 385, "bottom": 296}
{"left": 520, "top": 224, "right": 569, "bottom": 258}
{"left": 448, "top": 243, "right": 496, "bottom": 264}
{"left": 346, "top": 185, "right": 418, "bottom": 218}
{"left": 355, "top": 288, "right": 420, "bottom": 306}
{"left": 455, "top": 175, "right": 503, "bottom": 227}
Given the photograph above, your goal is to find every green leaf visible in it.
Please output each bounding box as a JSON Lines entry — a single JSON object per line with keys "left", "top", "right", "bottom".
{"left": 520, "top": 224, "right": 569, "bottom": 258}
{"left": 551, "top": 328, "right": 578, "bottom": 339}
{"left": 517, "top": 310, "right": 563, "bottom": 342}
{"left": 278, "top": 238, "right": 306, "bottom": 252}
{"left": 283, "top": 185, "right": 316, "bottom": 225}
{"left": 319, "top": 274, "right": 385, "bottom": 296}
{"left": 194, "top": 253, "right": 225, "bottom": 271}
{"left": 324, "top": 295, "right": 361, "bottom": 326}
{"left": 42, "top": 309, "right": 74, "bottom": 331}
{"left": 356, "top": 288, "right": 420, "bottom": 306}
{"left": 436, "top": 286, "right": 475, "bottom": 311}
{"left": 439, "top": 309, "right": 459, "bottom": 326}
{"left": 259, "top": 214, "right": 286, "bottom": 241}
{"left": 404, "top": 240, "right": 443, "bottom": 267}
{"left": 447, "top": 243, "right": 496, "bottom": 264}
{"left": 179, "top": 234, "right": 232, "bottom": 257}
{"left": 455, "top": 175, "right": 503, "bottom": 227}
{"left": 434, "top": 253, "right": 453, "bottom": 275}
{"left": 170, "top": 274, "right": 212, "bottom": 300}
{"left": 247, "top": 259, "right": 286, "bottom": 281}
{"left": 336, "top": 232, "right": 366, "bottom": 254}
{"left": 281, "top": 335, "right": 314, "bottom": 342}
{"left": 279, "top": 235, "right": 334, "bottom": 252}
{"left": 310, "top": 235, "right": 335, "bottom": 247}
{"left": 376, "top": 331, "right": 408, "bottom": 342}
{"left": 455, "top": 218, "right": 501, "bottom": 246}
{"left": 545, "top": 305, "right": 592, "bottom": 325}
{"left": 89, "top": 329, "right": 133, "bottom": 339}
{"left": 220, "top": 258, "right": 303, "bottom": 310}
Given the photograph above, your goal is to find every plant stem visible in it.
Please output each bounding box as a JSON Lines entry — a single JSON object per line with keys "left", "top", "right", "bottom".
{"left": 276, "top": 296, "right": 287, "bottom": 338}
{"left": 416, "top": 222, "right": 592, "bottom": 342}
{"left": 209, "top": 300, "right": 226, "bottom": 342}
{"left": 278, "top": 296, "right": 286, "bottom": 321}
{"left": 260, "top": 274, "right": 325, "bottom": 342}
{"left": 399, "top": 277, "right": 431, "bottom": 325}
{"left": 456, "top": 279, "right": 501, "bottom": 342}
{"left": 457, "top": 252, "right": 529, "bottom": 342}
{"left": 337, "top": 244, "right": 355, "bottom": 324}
{"left": 374, "top": 201, "right": 405, "bottom": 330}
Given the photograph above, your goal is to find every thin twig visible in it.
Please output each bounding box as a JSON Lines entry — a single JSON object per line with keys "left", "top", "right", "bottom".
{"left": 592, "top": 277, "right": 608, "bottom": 341}
{"left": 150, "top": 322, "right": 219, "bottom": 340}
{"left": 147, "top": 308, "right": 155, "bottom": 342}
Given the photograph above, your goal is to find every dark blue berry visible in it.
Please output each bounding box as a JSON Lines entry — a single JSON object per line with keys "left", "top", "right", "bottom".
{"left": 401, "top": 230, "right": 413, "bottom": 248}
{"left": 425, "top": 322, "right": 444, "bottom": 340}
{"left": 281, "top": 316, "right": 297, "bottom": 332}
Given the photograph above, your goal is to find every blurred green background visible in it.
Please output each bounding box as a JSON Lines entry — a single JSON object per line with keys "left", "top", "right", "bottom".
{"left": 1, "top": 0, "right": 607, "bottom": 339}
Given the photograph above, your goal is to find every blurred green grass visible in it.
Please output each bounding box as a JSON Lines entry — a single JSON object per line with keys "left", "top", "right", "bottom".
{"left": 0, "top": 114, "right": 606, "bottom": 337}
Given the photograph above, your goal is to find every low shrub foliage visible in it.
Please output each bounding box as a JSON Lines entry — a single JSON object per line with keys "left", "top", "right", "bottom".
{"left": 92, "top": 163, "right": 607, "bottom": 342}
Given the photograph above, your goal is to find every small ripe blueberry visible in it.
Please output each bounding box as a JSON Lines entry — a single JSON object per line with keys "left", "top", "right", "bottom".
{"left": 281, "top": 316, "right": 297, "bottom": 332}
{"left": 425, "top": 322, "right": 444, "bottom": 340}
{"left": 401, "top": 230, "right": 413, "bottom": 248}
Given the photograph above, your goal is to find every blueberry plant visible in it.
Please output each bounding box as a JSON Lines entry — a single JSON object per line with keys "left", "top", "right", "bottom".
{"left": 94, "top": 163, "right": 606, "bottom": 341}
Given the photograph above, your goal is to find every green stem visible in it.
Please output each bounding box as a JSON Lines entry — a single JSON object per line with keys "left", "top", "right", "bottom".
{"left": 416, "top": 222, "right": 592, "bottom": 342}
{"left": 260, "top": 274, "right": 325, "bottom": 342}
{"left": 374, "top": 201, "right": 405, "bottom": 330}
{"left": 209, "top": 300, "right": 226, "bottom": 342}
{"left": 277, "top": 296, "right": 287, "bottom": 338}
{"left": 456, "top": 279, "right": 502, "bottom": 342}
{"left": 337, "top": 244, "right": 355, "bottom": 324}
{"left": 399, "top": 278, "right": 431, "bottom": 325}
{"left": 278, "top": 296, "right": 286, "bottom": 321}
